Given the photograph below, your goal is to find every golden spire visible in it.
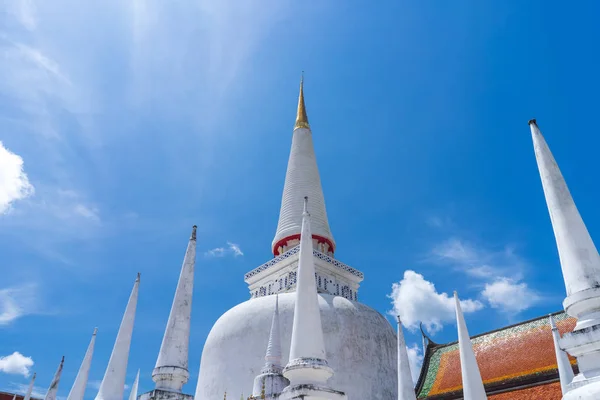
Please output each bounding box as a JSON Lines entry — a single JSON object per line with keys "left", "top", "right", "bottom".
{"left": 294, "top": 72, "right": 310, "bottom": 130}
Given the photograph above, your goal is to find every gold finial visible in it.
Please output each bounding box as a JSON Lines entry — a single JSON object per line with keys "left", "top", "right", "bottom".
{"left": 294, "top": 72, "right": 310, "bottom": 130}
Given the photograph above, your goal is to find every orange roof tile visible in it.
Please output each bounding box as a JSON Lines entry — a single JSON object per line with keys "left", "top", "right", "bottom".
{"left": 416, "top": 311, "right": 576, "bottom": 399}
{"left": 489, "top": 381, "right": 562, "bottom": 399}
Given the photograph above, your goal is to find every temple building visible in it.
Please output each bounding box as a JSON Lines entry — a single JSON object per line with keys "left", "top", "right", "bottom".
{"left": 416, "top": 311, "right": 577, "bottom": 399}
{"left": 10, "top": 82, "right": 600, "bottom": 400}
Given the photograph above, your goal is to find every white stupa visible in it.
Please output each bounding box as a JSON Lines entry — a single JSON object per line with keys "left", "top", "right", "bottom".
{"left": 194, "top": 77, "right": 397, "bottom": 400}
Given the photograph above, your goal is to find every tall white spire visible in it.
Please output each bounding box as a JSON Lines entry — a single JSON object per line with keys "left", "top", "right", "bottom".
{"left": 272, "top": 77, "right": 335, "bottom": 256}
{"left": 530, "top": 119, "right": 600, "bottom": 329}
{"left": 252, "top": 295, "right": 289, "bottom": 398}
{"left": 95, "top": 274, "right": 140, "bottom": 400}
{"left": 454, "top": 292, "right": 487, "bottom": 400}
{"left": 280, "top": 197, "right": 345, "bottom": 400}
{"left": 153, "top": 226, "right": 197, "bottom": 392}
{"left": 129, "top": 370, "right": 140, "bottom": 400}
{"left": 397, "top": 317, "right": 416, "bottom": 400}
{"left": 287, "top": 197, "right": 328, "bottom": 367}
{"left": 549, "top": 315, "right": 574, "bottom": 394}
{"left": 265, "top": 294, "right": 282, "bottom": 369}
{"left": 44, "top": 357, "right": 64, "bottom": 400}
{"left": 24, "top": 372, "right": 36, "bottom": 400}
{"left": 67, "top": 328, "right": 97, "bottom": 400}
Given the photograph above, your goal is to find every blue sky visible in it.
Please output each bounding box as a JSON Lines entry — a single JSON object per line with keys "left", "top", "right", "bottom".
{"left": 2, "top": 0, "right": 600, "bottom": 397}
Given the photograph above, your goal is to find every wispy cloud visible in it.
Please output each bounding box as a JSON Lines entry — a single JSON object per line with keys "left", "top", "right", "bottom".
{"left": 388, "top": 270, "right": 483, "bottom": 334}
{"left": 4, "top": 0, "right": 37, "bottom": 31}
{"left": 0, "top": 284, "right": 39, "bottom": 326}
{"left": 0, "top": 352, "right": 34, "bottom": 377}
{"left": 431, "top": 237, "right": 525, "bottom": 280}
{"left": 205, "top": 242, "right": 244, "bottom": 258}
{"left": 0, "top": 141, "right": 34, "bottom": 214}
{"left": 430, "top": 237, "right": 540, "bottom": 314}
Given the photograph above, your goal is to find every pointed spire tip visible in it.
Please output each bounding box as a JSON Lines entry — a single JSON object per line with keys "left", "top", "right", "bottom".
{"left": 294, "top": 74, "right": 310, "bottom": 130}
{"left": 136, "top": 272, "right": 141, "bottom": 281}
{"left": 191, "top": 225, "right": 197, "bottom": 240}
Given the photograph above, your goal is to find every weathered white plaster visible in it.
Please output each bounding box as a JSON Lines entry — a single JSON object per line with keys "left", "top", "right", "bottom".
{"left": 397, "top": 318, "right": 416, "bottom": 400}
{"left": 95, "top": 274, "right": 140, "bottom": 400}
{"left": 195, "top": 293, "right": 397, "bottom": 400}
{"left": 455, "top": 292, "right": 487, "bottom": 400}
{"left": 24, "top": 373, "right": 36, "bottom": 400}
{"left": 67, "top": 328, "right": 97, "bottom": 400}
{"left": 139, "top": 391, "right": 194, "bottom": 400}
{"left": 272, "top": 84, "right": 335, "bottom": 255}
{"left": 44, "top": 357, "right": 64, "bottom": 400}
{"left": 129, "top": 370, "right": 139, "bottom": 400}
{"left": 530, "top": 120, "right": 600, "bottom": 329}
{"left": 549, "top": 315, "right": 574, "bottom": 394}
{"left": 153, "top": 226, "right": 196, "bottom": 392}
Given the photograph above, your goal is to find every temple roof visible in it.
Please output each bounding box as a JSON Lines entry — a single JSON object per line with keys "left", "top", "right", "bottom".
{"left": 416, "top": 311, "right": 577, "bottom": 399}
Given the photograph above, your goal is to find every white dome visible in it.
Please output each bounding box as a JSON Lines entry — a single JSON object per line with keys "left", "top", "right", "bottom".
{"left": 195, "top": 293, "right": 397, "bottom": 400}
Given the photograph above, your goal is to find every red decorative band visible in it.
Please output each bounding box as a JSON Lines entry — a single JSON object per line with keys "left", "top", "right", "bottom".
{"left": 273, "top": 234, "right": 335, "bottom": 256}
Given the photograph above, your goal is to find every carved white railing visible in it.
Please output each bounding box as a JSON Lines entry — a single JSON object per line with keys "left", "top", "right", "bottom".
{"left": 244, "top": 245, "right": 364, "bottom": 281}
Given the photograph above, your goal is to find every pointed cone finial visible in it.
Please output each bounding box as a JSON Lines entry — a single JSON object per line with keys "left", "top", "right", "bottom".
{"left": 95, "top": 275, "right": 140, "bottom": 400}
{"left": 294, "top": 73, "right": 309, "bottom": 130}
{"left": 24, "top": 372, "right": 37, "bottom": 400}
{"left": 454, "top": 292, "right": 487, "bottom": 400}
{"left": 67, "top": 327, "right": 98, "bottom": 400}
{"left": 44, "top": 356, "right": 65, "bottom": 400}
{"left": 128, "top": 370, "right": 140, "bottom": 400}
{"left": 153, "top": 225, "right": 196, "bottom": 392}
{"left": 549, "top": 315, "right": 575, "bottom": 394}
{"left": 397, "top": 317, "right": 417, "bottom": 400}
{"left": 530, "top": 119, "right": 600, "bottom": 328}
{"left": 264, "top": 294, "right": 282, "bottom": 367}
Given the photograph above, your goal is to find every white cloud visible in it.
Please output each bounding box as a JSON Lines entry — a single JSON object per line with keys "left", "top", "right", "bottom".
{"left": 430, "top": 237, "right": 540, "bottom": 315}
{"left": 482, "top": 278, "right": 540, "bottom": 313}
{"left": 0, "top": 284, "right": 38, "bottom": 325}
{"left": 227, "top": 241, "right": 244, "bottom": 257}
{"left": 205, "top": 242, "right": 243, "bottom": 258}
{"left": 388, "top": 270, "right": 483, "bottom": 334}
{"left": 0, "top": 352, "right": 34, "bottom": 377}
{"left": 406, "top": 344, "right": 423, "bottom": 384}
{"left": 0, "top": 142, "right": 34, "bottom": 214}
